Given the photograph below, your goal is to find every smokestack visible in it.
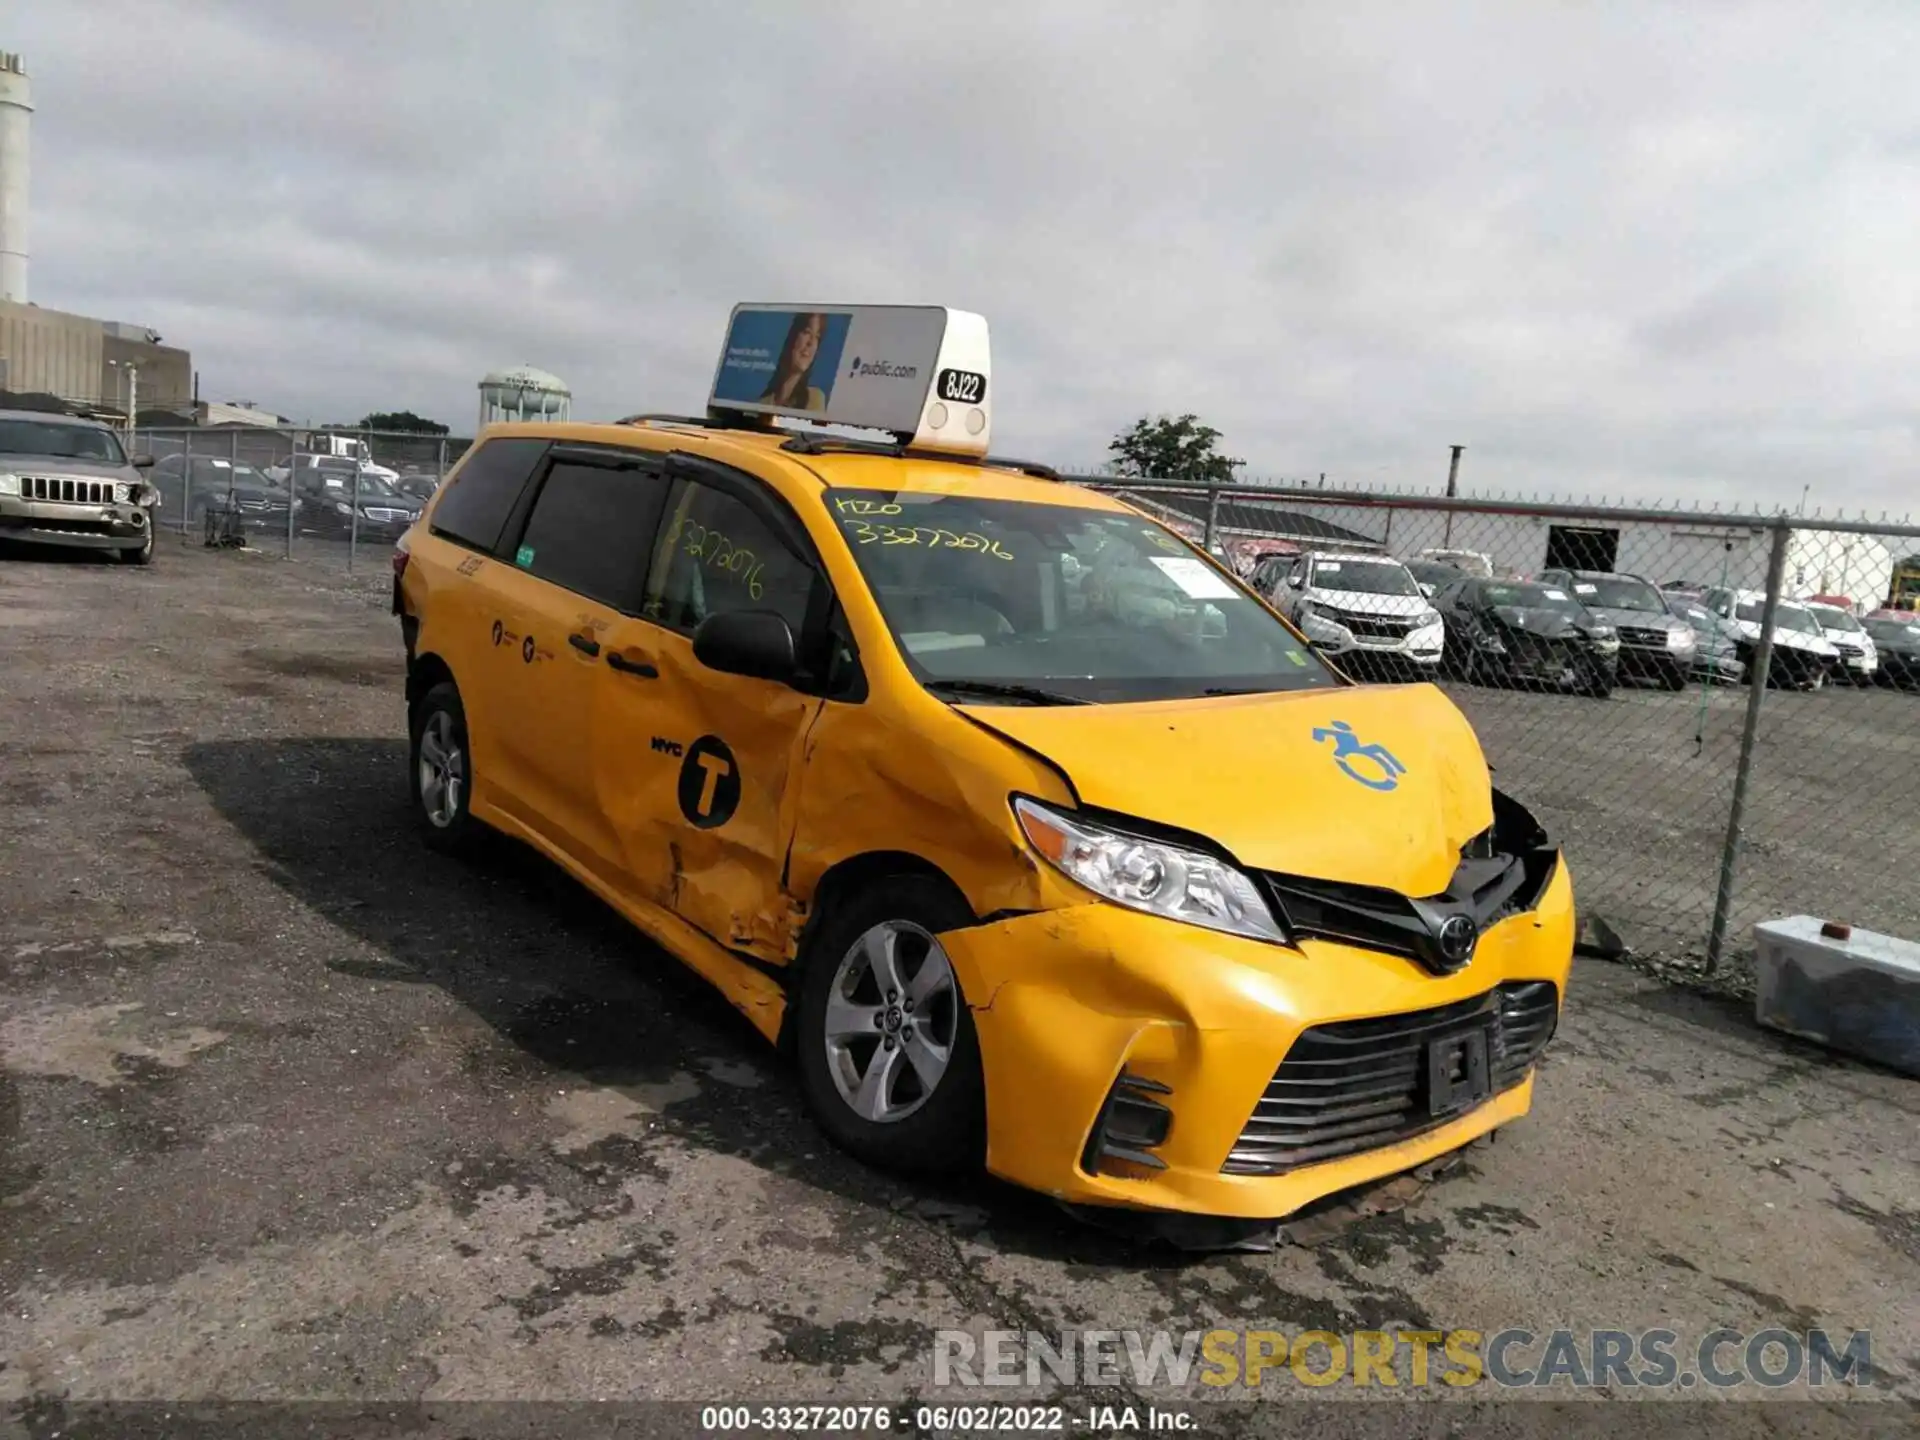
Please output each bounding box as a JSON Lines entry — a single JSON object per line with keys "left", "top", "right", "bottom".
{"left": 0, "top": 52, "right": 29, "bottom": 304}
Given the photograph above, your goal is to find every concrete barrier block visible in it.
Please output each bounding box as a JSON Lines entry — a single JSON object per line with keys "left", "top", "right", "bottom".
{"left": 1754, "top": 915, "right": 1920, "bottom": 1078}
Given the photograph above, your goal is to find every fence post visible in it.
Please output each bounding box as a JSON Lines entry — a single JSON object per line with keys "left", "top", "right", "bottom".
{"left": 179, "top": 431, "right": 193, "bottom": 537}
{"left": 1203, "top": 487, "right": 1222, "bottom": 550}
{"left": 285, "top": 432, "right": 297, "bottom": 560}
{"left": 1705, "top": 515, "right": 1792, "bottom": 972}
{"left": 348, "top": 443, "right": 361, "bottom": 573}
{"left": 436, "top": 435, "right": 447, "bottom": 482}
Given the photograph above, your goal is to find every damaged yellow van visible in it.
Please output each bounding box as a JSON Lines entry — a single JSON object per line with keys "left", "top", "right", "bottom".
{"left": 393, "top": 306, "right": 1573, "bottom": 1245}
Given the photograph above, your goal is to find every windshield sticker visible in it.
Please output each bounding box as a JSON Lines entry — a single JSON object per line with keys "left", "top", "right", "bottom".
{"left": 1544, "top": 589, "right": 1569, "bottom": 601}
{"left": 841, "top": 518, "right": 1014, "bottom": 560}
{"left": 1318, "top": 562, "right": 1342, "bottom": 573}
{"left": 1574, "top": 583, "right": 1597, "bottom": 594}
{"left": 1149, "top": 556, "right": 1237, "bottom": 599}
{"left": 515, "top": 544, "right": 535, "bottom": 568}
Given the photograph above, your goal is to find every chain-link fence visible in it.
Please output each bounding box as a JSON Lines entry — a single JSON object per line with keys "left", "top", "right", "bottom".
{"left": 1076, "top": 477, "right": 1920, "bottom": 978}
{"left": 129, "top": 426, "right": 475, "bottom": 572}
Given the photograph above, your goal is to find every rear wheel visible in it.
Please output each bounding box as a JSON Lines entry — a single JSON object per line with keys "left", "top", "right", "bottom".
{"left": 409, "top": 681, "right": 482, "bottom": 854}
{"left": 795, "top": 875, "right": 986, "bottom": 1176}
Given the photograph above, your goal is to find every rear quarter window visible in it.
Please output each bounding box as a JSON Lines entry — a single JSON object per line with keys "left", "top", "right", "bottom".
{"left": 429, "top": 438, "right": 548, "bottom": 554}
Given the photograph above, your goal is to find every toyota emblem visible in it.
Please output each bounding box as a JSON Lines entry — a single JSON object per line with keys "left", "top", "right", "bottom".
{"left": 1436, "top": 915, "right": 1479, "bottom": 969}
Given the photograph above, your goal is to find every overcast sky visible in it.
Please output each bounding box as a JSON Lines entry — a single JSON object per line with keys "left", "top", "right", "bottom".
{"left": 13, "top": 1, "right": 1919, "bottom": 511}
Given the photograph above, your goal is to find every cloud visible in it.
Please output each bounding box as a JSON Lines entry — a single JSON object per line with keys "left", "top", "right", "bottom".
{"left": 12, "top": 0, "right": 1920, "bottom": 511}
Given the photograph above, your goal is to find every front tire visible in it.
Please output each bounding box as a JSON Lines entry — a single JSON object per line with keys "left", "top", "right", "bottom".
{"left": 119, "top": 522, "right": 156, "bottom": 566}
{"left": 409, "top": 681, "right": 482, "bottom": 855}
{"left": 795, "top": 875, "right": 986, "bottom": 1177}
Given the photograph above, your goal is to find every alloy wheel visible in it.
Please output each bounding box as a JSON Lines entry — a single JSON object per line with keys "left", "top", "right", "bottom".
{"left": 822, "top": 921, "right": 959, "bottom": 1124}
{"left": 417, "top": 710, "right": 464, "bottom": 828}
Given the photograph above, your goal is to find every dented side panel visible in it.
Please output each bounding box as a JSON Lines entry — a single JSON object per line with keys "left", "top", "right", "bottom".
{"left": 593, "top": 613, "right": 824, "bottom": 965}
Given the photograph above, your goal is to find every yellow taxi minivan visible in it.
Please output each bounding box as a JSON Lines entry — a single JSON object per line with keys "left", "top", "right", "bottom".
{"left": 394, "top": 305, "right": 1573, "bottom": 1246}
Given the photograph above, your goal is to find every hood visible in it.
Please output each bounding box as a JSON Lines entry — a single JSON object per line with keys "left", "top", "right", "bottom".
{"left": 1306, "top": 588, "right": 1433, "bottom": 618}
{"left": 1583, "top": 604, "right": 1684, "bottom": 633}
{"left": 1, "top": 452, "right": 136, "bottom": 481}
{"left": 963, "top": 683, "right": 1492, "bottom": 898}
{"left": 1728, "top": 618, "right": 1837, "bottom": 656}
{"left": 1486, "top": 605, "right": 1591, "bottom": 640}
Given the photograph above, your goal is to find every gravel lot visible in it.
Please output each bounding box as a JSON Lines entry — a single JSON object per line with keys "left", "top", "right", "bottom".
{"left": 3, "top": 536, "right": 1917, "bottom": 1431}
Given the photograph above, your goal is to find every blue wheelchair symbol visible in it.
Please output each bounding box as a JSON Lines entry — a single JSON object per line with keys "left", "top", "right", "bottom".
{"left": 1312, "top": 720, "right": 1407, "bottom": 792}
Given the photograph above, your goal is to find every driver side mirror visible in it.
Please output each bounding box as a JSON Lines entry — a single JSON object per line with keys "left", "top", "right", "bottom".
{"left": 131, "top": 454, "right": 155, "bottom": 469}
{"left": 692, "top": 609, "right": 799, "bottom": 685}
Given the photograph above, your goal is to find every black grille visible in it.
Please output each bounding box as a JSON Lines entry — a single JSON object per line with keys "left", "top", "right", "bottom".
{"left": 1223, "top": 981, "right": 1559, "bottom": 1175}
{"left": 1618, "top": 625, "right": 1669, "bottom": 648}
{"left": 24, "top": 476, "right": 114, "bottom": 504}
{"left": 1340, "top": 613, "right": 1419, "bottom": 639}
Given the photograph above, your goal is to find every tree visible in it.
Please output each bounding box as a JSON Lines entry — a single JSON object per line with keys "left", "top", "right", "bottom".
{"left": 352, "top": 411, "right": 449, "bottom": 435}
{"left": 1107, "top": 413, "right": 1244, "bottom": 484}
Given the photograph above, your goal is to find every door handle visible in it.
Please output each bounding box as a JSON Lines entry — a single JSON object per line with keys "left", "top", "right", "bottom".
{"left": 568, "top": 631, "right": 601, "bottom": 657}
{"left": 606, "top": 651, "right": 658, "bottom": 678}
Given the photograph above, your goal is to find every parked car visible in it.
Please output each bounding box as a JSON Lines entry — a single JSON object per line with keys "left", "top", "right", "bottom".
{"left": 267, "top": 453, "right": 401, "bottom": 488}
{"left": 1404, "top": 558, "right": 1464, "bottom": 598}
{"left": 0, "top": 408, "right": 160, "bottom": 564}
{"left": 1863, "top": 615, "right": 1920, "bottom": 689}
{"left": 1803, "top": 601, "right": 1879, "bottom": 686}
{"left": 1664, "top": 597, "right": 1749, "bottom": 686}
{"left": 1432, "top": 576, "right": 1619, "bottom": 697}
{"left": 1415, "top": 547, "right": 1493, "bottom": 579}
{"left": 390, "top": 470, "right": 440, "bottom": 502}
{"left": 1537, "top": 568, "right": 1697, "bottom": 690}
{"left": 149, "top": 454, "right": 293, "bottom": 531}
{"left": 1257, "top": 550, "right": 1444, "bottom": 679}
{"left": 295, "top": 469, "right": 423, "bottom": 542}
{"left": 1698, "top": 588, "right": 1840, "bottom": 690}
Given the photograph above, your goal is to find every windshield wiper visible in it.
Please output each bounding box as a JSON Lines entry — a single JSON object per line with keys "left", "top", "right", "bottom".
{"left": 924, "top": 679, "right": 1089, "bottom": 706}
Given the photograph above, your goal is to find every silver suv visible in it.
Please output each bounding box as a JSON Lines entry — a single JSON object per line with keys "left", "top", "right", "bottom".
{"left": 0, "top": 410, "right": 161, "bottom": 565}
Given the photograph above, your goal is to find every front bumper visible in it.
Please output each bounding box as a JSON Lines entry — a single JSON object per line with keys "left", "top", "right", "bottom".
{"left": 0, "top": 496, "right": 153, "bottom": 551}
{"left": 939, "top": 858, "right": 1575, "bottom": 1220}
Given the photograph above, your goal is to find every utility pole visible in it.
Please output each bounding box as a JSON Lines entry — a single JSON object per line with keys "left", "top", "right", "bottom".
{"left": 1442, "top": 444, "right": 1464, "bottom": 547}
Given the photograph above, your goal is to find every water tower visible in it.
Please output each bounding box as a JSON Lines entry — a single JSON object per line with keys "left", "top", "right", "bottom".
{"left": 477, "top": 366, "right": 571, "bottom": 429}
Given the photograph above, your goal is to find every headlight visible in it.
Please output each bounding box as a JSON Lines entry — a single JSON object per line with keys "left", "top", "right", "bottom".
{"left": 0, "top": 472, "right": 18, "bottom": 497}
{"left": 1667, "top": 628, "right": 1695, "bottom": 651}
{"left": 1013, "top": 797, "right": 1287, "bottom": 945}
{"left": 334, "top": 501, "right": 353, "bottom": 515}
{"left": 112, "top": 482, "right": 131, "bottom": 503}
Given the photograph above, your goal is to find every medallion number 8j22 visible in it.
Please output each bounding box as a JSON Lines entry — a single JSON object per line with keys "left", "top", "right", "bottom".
{"left": 937, "top": 368, "right": 986, "bottom": 404}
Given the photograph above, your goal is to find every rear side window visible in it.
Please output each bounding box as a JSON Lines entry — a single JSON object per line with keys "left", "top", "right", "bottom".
{"left": 431, "top": 438, "right": 546, "bottom": 553}
{"left": 513, "top": 459, "right": 669, "bottom": 611}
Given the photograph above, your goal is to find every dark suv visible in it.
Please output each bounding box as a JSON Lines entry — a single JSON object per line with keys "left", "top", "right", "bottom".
{"left": 1537, "top": 568, "right": 1696, "bottom": 689}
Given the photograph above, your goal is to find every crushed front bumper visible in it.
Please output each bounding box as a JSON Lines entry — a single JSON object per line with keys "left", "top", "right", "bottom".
{"left": 0, "top": 496, "right": 154, "bottom": 552}
{"left": 939, "top": 859, "right": 1575, "bottom": 1222}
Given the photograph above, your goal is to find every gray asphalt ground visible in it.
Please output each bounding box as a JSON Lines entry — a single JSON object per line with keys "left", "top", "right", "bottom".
{"left": 3, "top": 534, "right": 1917, "bottom": 1434}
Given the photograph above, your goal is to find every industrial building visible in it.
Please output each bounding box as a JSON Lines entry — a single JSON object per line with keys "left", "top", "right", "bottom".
{"left": 0, "top": 50, "right": 194, "bottom": 420}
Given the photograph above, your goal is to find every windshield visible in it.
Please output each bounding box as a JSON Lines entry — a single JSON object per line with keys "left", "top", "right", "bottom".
{"left": 826, "top": 488, "right": 1339, "bottom": 703}
{"left": 1310, "top": 558, "right": 1421, "bottom": 598}
{"left": 1481, "top": 581, "right": 1583, "bottom": 616}
{"left": 0, "top": 418, "right": 128, "bottom": 464}
{"left": 1567, "top": 575, "right": 1665, "bottom": 612}
{"left": 1806, "top": 604, "right": 1863, "bottom": 633}
{"left": 1736, "top": 600, "right": 1822, "bottom": 635}
{"left": 1866, "top": 619, "right": 1919, "bottom": 642}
